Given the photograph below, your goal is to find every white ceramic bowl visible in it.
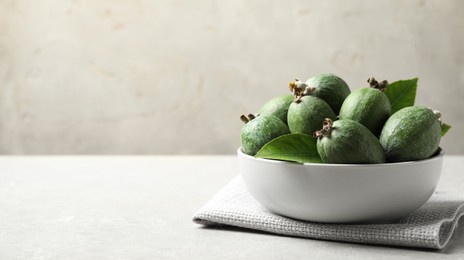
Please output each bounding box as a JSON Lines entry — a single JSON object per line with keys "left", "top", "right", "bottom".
{"left": 238, "top": 147, "right": 444, "bottom": 223}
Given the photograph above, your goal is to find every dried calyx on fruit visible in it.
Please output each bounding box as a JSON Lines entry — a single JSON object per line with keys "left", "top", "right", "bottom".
{"left": 367, "top": 77, "right": 388, "bottom": 92}
{"left": 288, "top": 79, "right": 314, "bottom": 102}
{"left": 240, "top": 113, "right": 258, "bottom": 123}
{"left": 313, "top": 118, "right": 334, "bottom": 138}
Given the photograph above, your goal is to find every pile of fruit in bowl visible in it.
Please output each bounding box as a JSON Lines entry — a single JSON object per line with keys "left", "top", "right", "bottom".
{"left": 238, "top": 74, "right": 451, "bottom": 223}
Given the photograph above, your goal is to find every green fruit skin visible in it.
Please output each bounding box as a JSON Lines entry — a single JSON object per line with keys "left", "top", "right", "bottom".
{"left": 339, "top": 88, "right": 391, "bottom": 136}
{"left": 287, "top": 96, "right": 336, "bottom": 135}
{"left": 379, "top": 106, "right": 441, "bottom": 162}
{"left": 317, "top": 120, "right": 386, "bottom": 164}
{"left": 240, "top": 114, "right": 290, "bottom": 156}
{"left": 258, "top": 95, "right": 293, "bottom": 124}
{"left": 305, "top": 73, "right": 351, "bottom": 115}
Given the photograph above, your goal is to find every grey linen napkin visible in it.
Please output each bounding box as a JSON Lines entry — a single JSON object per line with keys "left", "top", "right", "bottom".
{"left": 193, "top": 176, "right": 464, "bottom": 249}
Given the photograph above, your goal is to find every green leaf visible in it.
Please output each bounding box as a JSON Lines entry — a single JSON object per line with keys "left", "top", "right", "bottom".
{"left": 255, "top": 133, "right": 322, "bottom": 163}
{"left": 384, "top": 78, "right": 418, "bottom": 114}
{"left": 441, "top": 123, "right": 451, "bottom": 137}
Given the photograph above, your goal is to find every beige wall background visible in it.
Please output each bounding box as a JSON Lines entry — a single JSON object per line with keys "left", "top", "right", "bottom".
{"left": 0, "top": 0, "right": 463, "bottom": 154}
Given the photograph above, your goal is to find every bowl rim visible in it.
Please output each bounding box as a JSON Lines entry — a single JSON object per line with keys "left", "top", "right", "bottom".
{"left": 237, "top": 147, "right": 444, "bottom": 168}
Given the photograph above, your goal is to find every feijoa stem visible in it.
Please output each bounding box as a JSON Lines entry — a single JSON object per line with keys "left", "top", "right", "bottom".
{"left": 313, "top": 118, "right": 333, "bottom": 138}
{"left": 240, "top": 113, "right": 259, "bottom": 124}
{"left": 367, "top": 77, "right": 388, "bottom": 92}
{"left": 289, "top": 79, "right": 315, "bottom": 102}
{"left": 433, "top": 109, "right": 442, "bottom": 123}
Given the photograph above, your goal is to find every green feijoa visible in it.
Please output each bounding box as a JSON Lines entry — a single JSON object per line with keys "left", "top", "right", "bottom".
{"left": 287, "top": 95, "right": 336, "bottom": 135}
{"left": 339, "top": 87, "right": 391, "bottom": 136}
{"left": 258, "top": 95, "right": 293, "bottom": 124}
{"left": 314, "top": 119, "right": 386, "bottom": 164}
{"left": 379, "top": 106, "right": 441, "bottom": 162}
{"left": 240, "top": 114, "right": 290, "bottom": 156}
{"left": 304, "top": 73, "right": 351, "bottom": 114}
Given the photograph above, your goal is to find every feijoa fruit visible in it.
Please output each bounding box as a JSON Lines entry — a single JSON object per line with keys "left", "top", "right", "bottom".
{"left": 304, "top": 73, "right": 351, "bottom": 114}
{"left": 287, "top": 95, "right": 336, "bottom": 135}
{"left": 240, "top": 114, "right": 290, "bottom": 156}
{"left": 314, "top": 118, "right": 386, "bottom": 164}
{"left": 258, "top": 95, "right": 293, "bottom": 124}
{"left": 379, "top": 106, "right": 442, "bottom": 162}
{"left": 339, "top": 77, "right": 391, "bottom": 136}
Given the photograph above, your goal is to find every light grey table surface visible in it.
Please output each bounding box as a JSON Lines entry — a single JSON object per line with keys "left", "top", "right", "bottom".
{"left": 0, "top": 155, "right": 463, "bottom": 260}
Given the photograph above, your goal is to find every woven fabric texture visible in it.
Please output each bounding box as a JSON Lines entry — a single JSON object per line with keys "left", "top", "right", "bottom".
{"left": 193, "top": 176, "right": 464, "bottom": 249}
